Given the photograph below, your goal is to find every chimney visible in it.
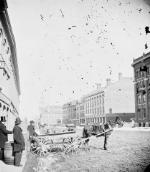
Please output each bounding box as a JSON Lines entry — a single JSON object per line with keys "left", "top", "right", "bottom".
{"left": 118, "top": 72, "right": 123, "bottom": 80}
{"left": 106, "top": 78, "right": 111, "bottom": 86}
{"left": 96, "top": 83, "right": 101, "bottom": 90}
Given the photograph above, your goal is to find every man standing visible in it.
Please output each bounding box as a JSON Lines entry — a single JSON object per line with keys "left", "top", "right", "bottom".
{"left": 0, "top": 116, "right": 12, "bottom": 161}
{"left": 13, "top": 117, "right": 25, "bottom": 166}
{"left": 103, "top": 121, "right": 113, "bottom": 150}
{"left": 27, "top": 120, "right": 37, "bottom": 140}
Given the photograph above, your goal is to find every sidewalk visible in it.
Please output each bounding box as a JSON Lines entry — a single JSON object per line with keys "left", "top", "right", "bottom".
{"left": 0, "top": 151, "right": 27, "bottom": 172}
{"left": 114, "top": 127, "right": 150, "bottom": 131}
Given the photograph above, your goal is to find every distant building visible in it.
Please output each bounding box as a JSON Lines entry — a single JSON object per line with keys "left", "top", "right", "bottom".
{"left": 39, "top": 105, "right": 63, "bottom": 125}
{"left": 76, "top": 97, "right": 85, "bottom": 125}
{"left": 63, "top": 74, "right": 135, "bottom": 126}
{"left": 83, "top": 85, "right": 106, "bottom": 125}
{"left": 132, "top": 52, "right": 150, "bottom": 127}
{"left": 62, "top": 100, "right": 78, "bottom": 125}
{"left": 0, "top": 0, "right": 20, "bottom": 129}
{"left": 105, "top": 73, "right": 135, "bottom": 122}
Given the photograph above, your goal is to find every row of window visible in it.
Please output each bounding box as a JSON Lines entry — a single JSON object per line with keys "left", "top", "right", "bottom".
{"left": 85, "top": 107, "right": 104, "bottom": 115}
{"left": 0, "top": 28, "right": 10, "bottom": 55}
{"left": 86, "top": 117, "right": 105, "bottom": 124}
{"left": 135, "top": 66, "right": 150, "bottom": 79}
{"left": 136, "top": 80, "right": 146, "bottom": 88}
{"left": 0, "top": 26, "right": 12, "bottom": 80}
{"left": 0, "top": 102, "right": 10, "bottom": 112}
{"left": 85, "top": 94, "right": 104, "bottom": 104}
{"left": 85, "top": 97, "right": 104, "bottom": 107}
{"left": 76, "top": 105, "right": 84, "bottom": 111}
{"left": 137, "top": 92, "right": 150, "bottom": 104}
{"left": 137, "top": 94, "right": 146, "bottom": 104}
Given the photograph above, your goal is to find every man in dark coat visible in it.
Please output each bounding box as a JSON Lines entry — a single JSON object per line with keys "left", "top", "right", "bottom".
{"left": 13, "top": 117, "right": 25, "bottom": 166}
{"left": 103, "top": 122, "right": 113, "bottom": 150}
{"left": 0, "top": 116, "right": 12, "bottom": 161}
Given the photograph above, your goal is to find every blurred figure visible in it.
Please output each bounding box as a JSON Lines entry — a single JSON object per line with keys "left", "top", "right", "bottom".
{"left": 103, "top": 121, "right": 113, "bottom": 150}
{"left": 13, "top": 117, "right": 25, "bottom": 166}
{"left": 0, "top": 116, "right": 12, "bottom": 161}
{"left": 82, "top": 125, "right": 89, "bottom": 138}
{"left": 27, "top": 120, "right": 38, "bottom": 140}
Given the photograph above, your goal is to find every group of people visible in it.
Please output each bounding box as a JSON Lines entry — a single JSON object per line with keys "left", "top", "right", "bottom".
{"left": 0, "top": 116, "right": 25, "bottom": 166}
{"left": 0, "top": 116, "right": 38, "bottom": 167}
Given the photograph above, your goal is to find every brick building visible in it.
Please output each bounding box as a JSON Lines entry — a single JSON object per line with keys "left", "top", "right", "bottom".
{"left": 132, "top": 52, "right": 150, "bottom": 127}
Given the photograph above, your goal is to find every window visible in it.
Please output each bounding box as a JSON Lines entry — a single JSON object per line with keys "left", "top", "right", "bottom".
{"left": 136, "top": 70, "right": 139, "bottom": 78}
{"left": 138, "top": 95, "right": 141, "bottom": 104}
{"left": 138, "top": 108, "right": 141, "bottom": 119}
{"left": 143, "top": 108, "right": 146, "bottom": 118}
{"left": 143, "top": 94, "right": 146, "bottom": 103}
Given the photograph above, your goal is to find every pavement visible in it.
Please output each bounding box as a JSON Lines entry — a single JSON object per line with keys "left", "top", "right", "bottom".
{"left": 32, "top": 129, "right": 150, "bottom": 172}
{"left": 114, "top": 126, "right": 150, "bottom": 131}
{"left": 1, "top": 127, "right": 150, "bottom": 172}
{"left": 0, "top": 150, "right": 27, "bottom": 172}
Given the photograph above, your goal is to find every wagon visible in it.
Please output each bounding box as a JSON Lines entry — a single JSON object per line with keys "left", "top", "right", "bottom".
{"left": 30, "top": 131, "right": 80, "bottom": 157}
{"left": 30, "top": 125, "right": 113, "bottom": 157}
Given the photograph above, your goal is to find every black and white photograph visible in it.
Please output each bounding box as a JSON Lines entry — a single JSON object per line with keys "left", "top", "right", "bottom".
{"left": 0, "top": 0, "right": 150, "bottom": 171}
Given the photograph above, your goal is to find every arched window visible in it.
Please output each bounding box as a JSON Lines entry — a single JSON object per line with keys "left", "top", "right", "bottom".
{"left": 3, "top": 105, "right": 6, "bottom": 111}
{"left": 6, "top": 107, "right": 9, "bottom": 111}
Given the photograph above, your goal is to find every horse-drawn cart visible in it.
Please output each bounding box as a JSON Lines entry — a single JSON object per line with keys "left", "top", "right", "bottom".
{"left": 30, "top": 130, "right": 89, "bottom": 157}
{"left": 30, "top": 123, "right": 114, "bottom": 157}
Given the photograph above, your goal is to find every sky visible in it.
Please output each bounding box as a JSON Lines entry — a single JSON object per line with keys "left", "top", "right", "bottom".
{"left": 7, "top": 0, "right": 150, "bottom": 120}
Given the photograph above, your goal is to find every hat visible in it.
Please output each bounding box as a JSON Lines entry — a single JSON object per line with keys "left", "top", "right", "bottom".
{"left": 15, "top": 117, "right": 22, "bottom": 125}
{"left": 30, "top": 120, "right": 34, "bottom": 124}
{"left": 0, "top": 116, "right": 6, "bottom": 122}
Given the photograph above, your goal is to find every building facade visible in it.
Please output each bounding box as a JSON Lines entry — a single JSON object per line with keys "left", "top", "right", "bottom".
{"left": 132, "top": 52, "right": 150, "bottom": 127}
{"left": 62, "top": 100, "right": 78, "bottom": 125}
{"left": 62, "top": 85, "right": 106, "bottom": 126}
{"left": 83, "top": 88, "right": 105, "bottom": 125}
{"left": 0, "top": 0, "right": 20, "bottom": 130}
{"left": 76, "top": 98, "right": 85, "bottom": 125}
{"left": 63, "top": 74, "right": 135, "bottom": 126}
{"left": 39, "top": 105, "right": 63, "bottom": 125}
{"left": 105, "top": 73, "right": 135, "bottom": 122}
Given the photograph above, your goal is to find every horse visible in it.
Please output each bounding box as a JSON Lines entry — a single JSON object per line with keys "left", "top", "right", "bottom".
{"left": 82, "top": 116, "right": 124, "bottom": 150}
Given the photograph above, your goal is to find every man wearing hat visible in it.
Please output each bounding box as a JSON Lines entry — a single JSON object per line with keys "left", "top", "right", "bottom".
{"left": 0, "top": 116, "right": 12, "bottom": 161}
{"left": 13, "top": 117, "right": 25, "bottom": 166}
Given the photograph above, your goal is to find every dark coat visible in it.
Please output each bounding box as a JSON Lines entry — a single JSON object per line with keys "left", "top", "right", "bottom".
{"left": 13, "top": 125, "right": 25, "bottom": 152}
{"left": 0, "top": 121, "right": 12, "bottom": 148}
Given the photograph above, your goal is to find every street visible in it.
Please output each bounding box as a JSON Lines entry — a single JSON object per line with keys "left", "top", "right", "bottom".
{"left": 23, "top": 129, "right": 150, "bottom": 172}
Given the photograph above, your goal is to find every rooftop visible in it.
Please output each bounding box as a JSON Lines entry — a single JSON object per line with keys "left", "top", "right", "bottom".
{"left": 132, "top": 51, "right": 150, "bottom": 67}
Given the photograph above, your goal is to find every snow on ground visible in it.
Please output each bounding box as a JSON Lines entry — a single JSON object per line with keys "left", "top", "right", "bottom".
{"left": 23, "top": 129, "right": 150, "bottom": 172}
